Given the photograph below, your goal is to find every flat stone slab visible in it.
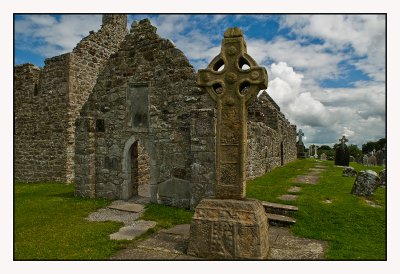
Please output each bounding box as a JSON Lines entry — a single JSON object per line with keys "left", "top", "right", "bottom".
{"left": 278, "top": 194, "right": 298, "bottom": 201}
{"left": 108, "top": 203, "right": 144, "bottom": 213}
{"left": 137, "top": 232, "right": 188, "bottom": 254}
{"left": 159, "top": 224, "right": 190, "bottom": 238}
{"left": 267, "top": 213, "right": 296, "bottom": 227}
{"left": 293, "top": 175, "right": 319, "bottom": 184}
{"left": 109, "top": 220, "right": 157, "bottom": 240}
{"left": 86, "top": 208, "right": 141, "bottom": 225}
{"left": 109, "top": 224, "right": 327, "bottom": 260}
{"left": 314, "top": 165, "right": 327, "bottom": 169}
{"left": 269, "top": 233, "right": 328, "bottom": 260}
{"left": 288, "top": 186, "right": 302, "bottom": 193}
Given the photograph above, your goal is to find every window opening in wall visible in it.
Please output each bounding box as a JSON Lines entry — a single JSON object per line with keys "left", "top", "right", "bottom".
{"left": 96, "top": 119, "right": 105, "bottom": 132}
{"left": 33, "top": 83, "right": 39, "bottom": 96}
{"left": 280, "top": 142, "right": 284, "bottom": 166}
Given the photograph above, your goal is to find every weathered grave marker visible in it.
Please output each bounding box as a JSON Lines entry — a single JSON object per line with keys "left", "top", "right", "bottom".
{"left": 187, "top": 27, "right": 269, "bottom": 259}
{"left": 296, "top": 129, "right": 306, "bottom": 159}
{"left": 335, "top": 135, "right": 349, "bottom": 166}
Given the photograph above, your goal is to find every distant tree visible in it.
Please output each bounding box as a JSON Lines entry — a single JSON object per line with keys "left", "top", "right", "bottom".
{"left": 348, "top": 144, "right": 362, "bottom": 157}
{"left": 319, "top": 145, "right": 331, "bottom": 151}
{"left": 362, "top": 138, "right": 386, "bottom": 154}
{"left": 317, "top": 145, "right": 334, "bottom": 157}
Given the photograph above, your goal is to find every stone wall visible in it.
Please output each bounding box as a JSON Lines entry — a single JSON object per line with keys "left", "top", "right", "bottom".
{"left": 14, "top": 15, "right": 128, "bottom": 183}
{"left": 247, "top": 92, "right": 297, "bottom": 179}
{"left": 15, "top": 15, "right": 298, "bottom": 209}
{"left": 74, "top": 19, "right": 214, "bottom": 207}
{"left": 73, "top": 19, "right": 297, "bottom": 209}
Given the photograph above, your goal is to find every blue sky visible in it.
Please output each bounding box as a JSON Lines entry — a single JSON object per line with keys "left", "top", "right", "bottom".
{"left": 14, "top": 14, "right": 386, "bottom": 148}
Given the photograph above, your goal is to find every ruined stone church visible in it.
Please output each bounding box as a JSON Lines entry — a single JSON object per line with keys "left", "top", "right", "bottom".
{"left": 14, "top": 15, "right": 297, "bottom": 209}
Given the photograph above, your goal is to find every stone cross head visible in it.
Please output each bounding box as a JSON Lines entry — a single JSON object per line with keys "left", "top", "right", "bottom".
{"left": 297, "top": 129, "right": 304, "bottom": 143}
{"left": 339, "top": 135, "right": 348, "bottom": 147}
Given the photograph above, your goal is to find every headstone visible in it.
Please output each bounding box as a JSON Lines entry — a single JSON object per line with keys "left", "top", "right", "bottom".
{"left": 349, "top": 156, "right": 355, "bottom": 162}
{"left": 379, "top": 169, "right": 386, "bottom": 185}
{"left": 334, "top": 136, "right": 349, "bottom": 166}
{"left": 320, "top": 153, "right": 327, "bottom": 160}
{"left": 375, "top": 150, "right": 384, "bottom": 166}
{"left": 382, "top": 144, "right": 387, "bottom": 167}
{"left": 309, "top": 145, "right": 313, "bottom": 158}
{"left": 362, "top": 154, "right": 368, "bottom": 165}
{"left": 296, "top": 129, "right": 306, "bottom": 159}
{"left": 342, "top": 166, "right": 357, "bottom": 177}
{"left": 314, "top": 145, "right": 319, "bottom": 158}
{"left": 187, "top": 27, "right": 269, "bottom": 259}
{"left": 356, "top": 155, "right": 363, "bottom": 164}
{"left": 368, "top": 155, "right": 377, "bottom": 166}
{"left": 351, "top": 170, "right": 381, "bottom": 196}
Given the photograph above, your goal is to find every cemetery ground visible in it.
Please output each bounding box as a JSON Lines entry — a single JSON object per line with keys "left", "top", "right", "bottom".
{"left": 14, "top": 159, "right": 386, "bottom": 260}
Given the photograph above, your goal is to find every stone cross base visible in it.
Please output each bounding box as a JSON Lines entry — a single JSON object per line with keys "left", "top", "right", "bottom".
{"left": 187, "top": 198, "right": 269, "bottom": 259}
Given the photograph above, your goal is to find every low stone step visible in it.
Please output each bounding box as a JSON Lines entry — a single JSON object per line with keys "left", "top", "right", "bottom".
{"left": 267, "top": 213, "right": 296, "bottom": 227}
{"left": 262, "top": 201, "right": 298, "bottom": 217}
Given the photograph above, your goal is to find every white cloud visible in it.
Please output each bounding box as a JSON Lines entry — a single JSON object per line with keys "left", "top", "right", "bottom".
{"left": 280, "top": 15, "right": 386, "bottom": 81}
{"left": 15, "top": 15, "right": 102, "bottom": 58}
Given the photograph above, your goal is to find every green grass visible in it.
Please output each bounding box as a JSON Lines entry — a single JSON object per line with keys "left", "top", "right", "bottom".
{"left": 14, "top": 182, "right": 129, "bottom": 260}
{"left": 247, "top": 159, "right": 386, "bottom": 260}
{"left": 247, "top": 159, "right": 317, "bottom": 204}
{"left": 140, "top": 203, "right": 194, "bottom": 229}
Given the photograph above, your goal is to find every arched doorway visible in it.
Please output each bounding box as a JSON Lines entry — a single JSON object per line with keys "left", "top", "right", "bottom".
{"left": 122, "top": 137, "right": 151, "bottom": 200}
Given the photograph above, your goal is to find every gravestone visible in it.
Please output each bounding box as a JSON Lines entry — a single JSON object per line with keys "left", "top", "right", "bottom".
{"left": 382, "top": 144, "right": 386, "bottom": 167}
{"left": 349, "top": 156, "right": 355, "bottom": 162}
{"left": 187, "top": 27, "right": 269, "bottom": 259}
{"left": 309, "top": 145, "right": 313, "bottom": 158}
{"left": 314, "top": 145, "right": 319, "bottom": 158}
{"left": 375, "top": 150, "right": 384, "bottom": 166}
{"left": 296, "top": 129, "right": 306, "bottom": 159}
{"left": 320, "top": 153, "right": 327, "bottom": 160}
{"left": 362, "top": 154, "right": 368, "bottom": 165}
{"left": 379, "top": 169, "right": 386, "bottom": 185}
{"left": 368, "top": 155, "right": 377, "bottom": 166}
{"left": 334, "top": 136, "right": 349, "bottom": 166}
{"left": 351, "top": 170, "right": 381, "bottom": 196}
{"left": 342, "top": 166, "right": 357, "bottom": 177}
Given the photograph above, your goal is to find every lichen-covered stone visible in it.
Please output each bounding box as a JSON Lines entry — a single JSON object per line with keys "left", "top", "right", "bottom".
{"left": 351, "top": 170, "right": 381, "bottom": 196}
{"left": 187, "top": 198, "right": 269, "bottom": 259}
{"left": 14, "top": 15, "right": 128, "bottom": 183}
{"left": 379, "top": 169, "right": 386, "bottom": 185}
{"left": 342, "top": 166, "right": 357, "bottom": 177}
{"left": 15, "top": 16, "right": 298, "bottom": 210}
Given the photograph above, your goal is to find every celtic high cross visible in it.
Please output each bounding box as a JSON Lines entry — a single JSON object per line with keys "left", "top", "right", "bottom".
{"left": 197, "top": 27, "right": 268, "bottom": 199}
{"left": 297, "top": 129, "right": 304, "bottom": 143}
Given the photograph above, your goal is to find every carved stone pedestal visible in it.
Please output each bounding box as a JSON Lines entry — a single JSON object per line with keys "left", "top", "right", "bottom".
{"left": 187, "top": 198, "right": 269, "bottom": 259}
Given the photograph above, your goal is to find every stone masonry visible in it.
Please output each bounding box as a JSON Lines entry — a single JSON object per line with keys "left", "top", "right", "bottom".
{"left": 14, "top": 15, "right": 297, "bottom": 209}
{"left": 14, "top": 15, "right": 128, "bottom": 183}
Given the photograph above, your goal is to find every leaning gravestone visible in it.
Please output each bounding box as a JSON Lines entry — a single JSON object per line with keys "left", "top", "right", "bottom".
{"left": 334, "top": 136, "right": 349, "bottom": 166}
{"left": 368, "top": 155, "right": 377, "bottom": 166}
{"left": 187, "top": 27, "right": 269, "bottom": 259}
{"left": 320, "top": 153, "right": 327, "bottom": 160}
{"left": 362, "top": 154, "right": 368, "bottom": 165}
{"left": 351, "top": 170, "right": 381, "bottom": 196}
{"left": 375, "top": 150, "right": 384, "bottom": 166}
{"left": 296, "top": 129, "right": 306, "bottom": 159}
{"left": 379, "top": 169, "right": 386, "bottom": 185}
{"left": 342, "top": 166, "right": 357, "bottom": 177}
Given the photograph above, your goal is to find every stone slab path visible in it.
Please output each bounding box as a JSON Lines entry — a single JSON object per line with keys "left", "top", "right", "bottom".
{"left": 110, "top": 224, "right": 327, "bottom": 260}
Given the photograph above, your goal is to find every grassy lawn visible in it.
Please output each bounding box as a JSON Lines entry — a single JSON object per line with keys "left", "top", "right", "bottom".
{"left": 15, "top": 159, "right": 386, "bottom": 260}
{"left": 247, "top": 159, "right": 386, "bottom": 260}
{"left": 14, "top": 182, "right": 129, "bottom": 260}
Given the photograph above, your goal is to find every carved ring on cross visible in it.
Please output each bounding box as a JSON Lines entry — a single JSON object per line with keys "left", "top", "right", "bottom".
{"left": 197, "top": 27, "right": 268, "bottom": 104}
